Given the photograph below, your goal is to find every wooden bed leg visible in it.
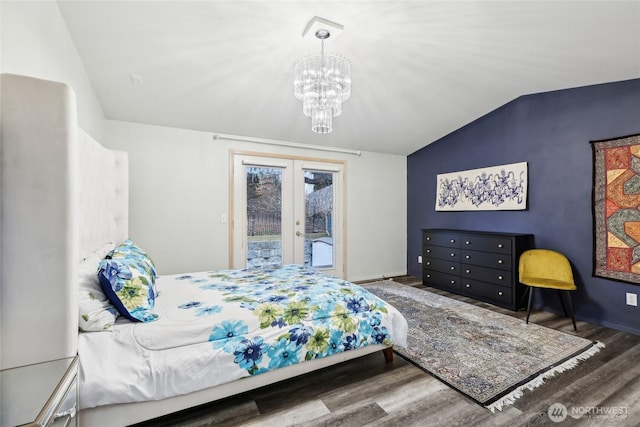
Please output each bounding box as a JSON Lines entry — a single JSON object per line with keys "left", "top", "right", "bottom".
{"left": 382, "top": 347, "right": 394, "bottom": 363}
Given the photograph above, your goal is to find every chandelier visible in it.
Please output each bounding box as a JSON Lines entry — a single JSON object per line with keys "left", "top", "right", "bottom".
{"left": 294, "top": 27, "right": 351, "bottom": 134}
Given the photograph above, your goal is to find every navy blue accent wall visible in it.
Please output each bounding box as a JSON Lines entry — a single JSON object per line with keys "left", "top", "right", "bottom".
{"left": 407, "top": 78, "right": 640, "bottom": 335}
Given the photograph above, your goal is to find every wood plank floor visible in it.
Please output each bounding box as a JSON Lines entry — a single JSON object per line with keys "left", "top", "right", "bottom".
{"left": 134, "top": 277, "right": 640, "bottom": 427}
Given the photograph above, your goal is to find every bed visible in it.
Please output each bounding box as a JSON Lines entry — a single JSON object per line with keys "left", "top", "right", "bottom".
{"left": 0, "top": 73, "right": 408, "bottom": 426}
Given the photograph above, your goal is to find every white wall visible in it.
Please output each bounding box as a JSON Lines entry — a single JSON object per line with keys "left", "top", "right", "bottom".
{"left": 0, "top": 0, "right": 105, "bottom": 139}
{"left": 0, "top": 0, "right": 408, "bottom": 283}
{"left": 0, "top": 0, "right": 3, "bottom": 356}
{"left": 104, "top": 120, "right": 407, "bottom": 282}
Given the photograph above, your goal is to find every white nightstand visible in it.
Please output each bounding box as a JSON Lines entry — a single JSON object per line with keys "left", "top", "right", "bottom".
{"left": 1, "top": 356, "right": 78, "bottom": 427}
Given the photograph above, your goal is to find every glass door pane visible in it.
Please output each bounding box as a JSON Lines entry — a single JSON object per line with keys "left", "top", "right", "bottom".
{"left": 304, "top": 170, "right": 334, "bottom": 269}
{"left": 245, "top": 166, "right": 282, "bottom": 268}
{"left": 233, "top": 154, "right": 343, "bottom": 278}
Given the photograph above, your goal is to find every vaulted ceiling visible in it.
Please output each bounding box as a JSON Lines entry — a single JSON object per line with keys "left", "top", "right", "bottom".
{"left": 56, "top": 1, "right": 640, "bottom": 155}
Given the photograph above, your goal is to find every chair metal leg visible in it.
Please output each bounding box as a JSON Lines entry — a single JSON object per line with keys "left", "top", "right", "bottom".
{"left": 526, "top": 286, "right": 534, "bottom": 324}
{"left": 557, "top": 290, "right": 569, "bottom": 317}
{"left": 565, "top": 291, "right": 577, "bottom": 332}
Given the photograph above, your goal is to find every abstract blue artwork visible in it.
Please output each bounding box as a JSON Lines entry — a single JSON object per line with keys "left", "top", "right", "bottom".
{"left": 435, "top": 162, "right": 528, "bottom": 211}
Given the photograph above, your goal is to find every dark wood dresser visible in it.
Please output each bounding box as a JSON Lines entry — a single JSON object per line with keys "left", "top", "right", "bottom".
{"left": 422, "top": 229, "right": 533, "bottom": 311}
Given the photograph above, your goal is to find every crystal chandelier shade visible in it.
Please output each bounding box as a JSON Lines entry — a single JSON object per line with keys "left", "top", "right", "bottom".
{"left": 294, "top": 30, "right": 351, "bottom": 134}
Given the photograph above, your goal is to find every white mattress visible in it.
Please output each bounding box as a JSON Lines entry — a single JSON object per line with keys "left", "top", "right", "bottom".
{"left": 78, "top": 265, "right": 408, "bottom": 409}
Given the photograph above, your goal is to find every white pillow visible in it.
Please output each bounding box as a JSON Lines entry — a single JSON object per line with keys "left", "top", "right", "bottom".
{"left": 78, "top": 243, "right": 118, "bottom": 331}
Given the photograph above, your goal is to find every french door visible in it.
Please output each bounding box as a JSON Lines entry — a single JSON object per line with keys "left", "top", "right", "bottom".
{"left": 231, "top": 153, "right": 345, "bottom": 278}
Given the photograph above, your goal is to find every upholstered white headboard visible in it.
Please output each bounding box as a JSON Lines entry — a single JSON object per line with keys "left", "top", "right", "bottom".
{"left": 1, "top": 74, "right": 128, "bottom": 369}
{"left": 77, "top": 129, "right": 128, "bottom": 260}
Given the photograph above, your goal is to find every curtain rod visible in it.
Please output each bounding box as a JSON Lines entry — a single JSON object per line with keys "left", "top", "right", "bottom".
{"left": 212, "top": 133, "right": 362, "bottom": 156}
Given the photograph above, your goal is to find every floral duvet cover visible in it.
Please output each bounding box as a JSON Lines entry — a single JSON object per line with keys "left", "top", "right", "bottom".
{"left": 78, "top": 265, "right": 408, "bottom": 408}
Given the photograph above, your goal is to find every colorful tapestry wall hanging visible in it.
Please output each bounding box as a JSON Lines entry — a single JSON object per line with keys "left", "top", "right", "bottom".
{"left": 591, "top": 133, "right": 640, "bottom": 285}
{"left": 435, "top": 162, "right": 528, "bottom": 211}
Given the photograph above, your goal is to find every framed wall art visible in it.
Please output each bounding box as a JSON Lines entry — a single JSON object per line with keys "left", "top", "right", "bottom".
{"left": 435, "top": 161, "right": 528, "bottom": 211}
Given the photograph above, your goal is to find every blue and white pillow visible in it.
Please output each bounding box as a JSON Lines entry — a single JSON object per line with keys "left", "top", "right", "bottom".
{"left": 98, "top": 240, "right": 159, "bottom": 323}
{"left": 106, "top": 239, "right": 158, "bottom": 298}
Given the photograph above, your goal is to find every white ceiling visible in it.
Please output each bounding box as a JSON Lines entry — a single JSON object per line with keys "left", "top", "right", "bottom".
{"left": 57, "top": 1, "right": 640, "bottom": 156}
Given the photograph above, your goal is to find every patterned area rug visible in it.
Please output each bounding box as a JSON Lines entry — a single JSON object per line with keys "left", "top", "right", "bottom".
{"left": 364, "top": 281, "right": 604, "bottom": 412}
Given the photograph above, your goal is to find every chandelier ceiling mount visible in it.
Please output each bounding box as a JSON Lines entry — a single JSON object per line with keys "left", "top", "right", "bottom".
{"left": 294, "top": 17, "right": 351, "bottom": 134}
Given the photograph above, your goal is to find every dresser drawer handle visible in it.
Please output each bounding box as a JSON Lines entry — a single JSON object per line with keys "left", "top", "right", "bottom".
{"left": 465, "top": 255, "right": 470, "bottom": 259}
{"left": 450, "top": 253, "right": 456, "bottom": 257}
{"left": 426, "top": 274, "right": 431, "bottom": 278}
{"left": 450, "top": 280, "right": 456, "bottom": 284}
{"left": 426, "top": 249, "right": 431, "bottom": 253}
{"left": 450, "top": 239, "right": 456, "bottom": 243}
{"left": 497, "top": 243, "right": 504, "bottom": 248}
{"left": 465, "top": 284, "right": 470, "bottom": 288}
{"left": 465, "top": 241, "right": 470, "bottom": 245}
{"left": 426, "top": 262, "right": 431, "bottom": 266}
{"left": 498, "top": 275, "right": 504, "bottom": 280}
{"left": 497, "top": 259, "right": 503, "bottom": 264}
{"left": 498, "top": 291, "right": 503, "bottom": 296}
{"left": 465, "top": 269, "right": 470, "bottom": 274}
{"left": 426, "top": 237, "right": 431, "bottom": 241}
{"left": 450, "top": 266, "right": 455, "bottom": 270}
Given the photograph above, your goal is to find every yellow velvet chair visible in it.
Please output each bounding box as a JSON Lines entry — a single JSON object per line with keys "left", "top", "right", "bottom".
{"left": 518, "top": 249, "right": 578, "bottom": 331}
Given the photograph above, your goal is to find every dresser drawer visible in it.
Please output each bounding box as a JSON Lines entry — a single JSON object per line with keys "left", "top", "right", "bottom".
{"left": 424, "top": 246, "right": 460, "bottom": 261}
{"left": 462, "top": 279, "right": 513, "bottom": 305}
{"left": 423, "top": 270, "right": 461, "bottom": 291}
{"left": 422, "top": 229, "right": 532, "bottom": 311}
{"left": 461, "top": 264, "right": 512, "bottom": 286}
{"left": 461, "top": 234, "right": 511, "bottom": 254}
{"left": 423, "top": 232, "right": 461, "bottom": 248}
{"left": 424, "top": 257, "right": 460, "bottom": 274}
{"left": 461, "top": 250, "right": 511, "bottom": 271}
